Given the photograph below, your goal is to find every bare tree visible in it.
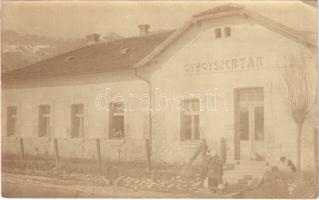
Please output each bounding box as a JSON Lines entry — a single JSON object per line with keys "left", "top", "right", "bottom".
{"left": 282, "top": 50, "right": 317, "bottom": 171}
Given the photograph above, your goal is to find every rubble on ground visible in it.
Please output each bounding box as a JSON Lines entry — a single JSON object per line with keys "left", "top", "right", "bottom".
{"left": 114, "top": 174, "right": 203, "bottom": 193}
{"left": 4, "top": 166, "right": 204, "bottom": 193}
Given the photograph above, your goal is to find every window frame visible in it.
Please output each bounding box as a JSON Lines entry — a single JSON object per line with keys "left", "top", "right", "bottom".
{"left": 180, "top": 99, "right": 200, "bottom": 142}
{"left": 6, "top": 105, "right": 19, "bottom": 137}
{"left": 109, "top": 102, "right": 125, "bottom": 140}
{"left": 38, "top": 104, "right": 51, "bottom": 138}
{"left": 215, "top": 28, "right": 222, "bottom": 39}
{"left": 237, "top": 87, "right": 264, "bottom": 142}
{"left": 70, "top": 103, "right": 85, "bottom": 138}
{"left": 224, "top": 27, "right": 231, "bottom": 37}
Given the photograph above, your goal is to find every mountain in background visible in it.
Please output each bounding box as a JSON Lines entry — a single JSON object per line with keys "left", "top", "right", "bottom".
{"left": 2, "top": 30, "right": 123, "bottom": 72}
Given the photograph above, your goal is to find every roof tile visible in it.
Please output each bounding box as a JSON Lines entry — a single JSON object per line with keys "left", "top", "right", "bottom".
{"left": 3, "top": 30, "right": 173, "bottom": 80}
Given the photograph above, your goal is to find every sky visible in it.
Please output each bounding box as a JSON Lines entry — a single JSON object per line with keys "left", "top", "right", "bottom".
{"left": 2, "top": 1, "right": 317, "bottom": 39}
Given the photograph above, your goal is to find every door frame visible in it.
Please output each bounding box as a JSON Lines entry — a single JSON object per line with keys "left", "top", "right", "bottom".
{"left": 234, "top": 87, "right": 264, "bottom": 160}
{"left": 238, "top": 101, "right": 264, "bottom": 160}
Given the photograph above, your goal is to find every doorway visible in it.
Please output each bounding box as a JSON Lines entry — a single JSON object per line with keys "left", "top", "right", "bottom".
{"left": 234, "top": 88, "right": 265, "bottom": 161}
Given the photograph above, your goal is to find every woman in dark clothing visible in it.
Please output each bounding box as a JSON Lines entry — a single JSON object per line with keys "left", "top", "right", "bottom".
{"left": 205, "top": 149, "right": 224, "bottom": 192}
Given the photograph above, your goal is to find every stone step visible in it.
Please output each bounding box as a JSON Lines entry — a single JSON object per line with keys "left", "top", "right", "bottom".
{"left": 225, "top": 171, "right": 262, "bottom": 177}
{"left": 235, "top": 163, "right": 269, "bottom": 168}
{"left": 224, "top": 171, "right": 265, "bottom": 178}
{"left": 228, "top": 166, "right": 268, "bottom": 173}
{"left": 223, "top": 161, "right": 268, "bottom": 185}
{"left": 224, "top": 174, "right": 264, "bottom": 182}
{"left": 224, "top": 172, "right": 264, "bottom": 185}
{"left": 231, "top": 168, "right": 268, "bottom": 174}
{"left": 233, "top": 165, "right": 269, "bottom": 172}
{"left": 235, "top": 160, "right": 268, "bottom": 166}
{"left": 223, "top": 163, "right": 236, "bottom": 170}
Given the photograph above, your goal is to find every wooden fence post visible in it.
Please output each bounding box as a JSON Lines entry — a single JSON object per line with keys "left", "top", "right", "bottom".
{"left": 183, "top": 141, "right": 205, "bottom": 171}
{"left": 96, "top": 138, "right": 102, "bottom": 166}
{"left": 19, "top": 138, "right": 25, "bottom": 161}
{"left": 314, "top": 129, "right": 318, "bottom": 187}
{"left": 53, "top": 138, "right": 59, "bottom": 168}
{"left": 145, "top": 138, "right": 151, "bottom": 171}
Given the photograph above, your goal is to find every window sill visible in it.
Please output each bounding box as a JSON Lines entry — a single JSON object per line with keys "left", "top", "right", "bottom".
{"left": 180, "top": 140, "right": 201, "bottom": 147}
{"left": 106, "top": 139, "right": 125, "bottom": 146}
{"left": 37, "top": 137, "right": 52, "bottom": 142}
{"left": 67, "top": 137, "right": 85, "bottom": 144}
{"left": 3, "top": 136, "right": 19, "bottom": 141}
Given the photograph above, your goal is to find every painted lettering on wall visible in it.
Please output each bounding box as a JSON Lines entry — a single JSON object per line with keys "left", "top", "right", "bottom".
{"left": 184, "top": 56, "right": 264, "bottom": 73}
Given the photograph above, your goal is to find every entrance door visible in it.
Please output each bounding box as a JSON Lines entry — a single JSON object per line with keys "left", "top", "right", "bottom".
{"left": 235, "top": 88, "right": 265, "bottom": 160}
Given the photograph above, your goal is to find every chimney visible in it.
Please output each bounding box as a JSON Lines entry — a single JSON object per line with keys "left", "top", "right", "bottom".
{"left": 138, "top": 24, "right": 150, "bottom": 35}
{"left": 86, "top": 33, "right": 100, "bottom": 45}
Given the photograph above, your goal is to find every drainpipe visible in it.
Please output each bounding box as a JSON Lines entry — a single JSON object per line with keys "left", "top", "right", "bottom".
{"left": 134, "top": 68, "right": 152, "bottom": 161}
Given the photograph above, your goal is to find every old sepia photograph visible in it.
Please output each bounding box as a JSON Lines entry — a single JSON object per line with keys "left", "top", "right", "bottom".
{"left": 1, "top": 0, "right": 318, "bottom": 198}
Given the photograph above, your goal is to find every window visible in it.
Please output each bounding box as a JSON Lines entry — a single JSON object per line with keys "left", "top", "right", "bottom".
{"left": 238, "top": 88, "right": 264, "bottom": 102}
{"left": 71, "top": 104, "right": 84, "bottom": 138}
{"left": 181, "top": 99, "right": 200, "bottom": 141}
{"left": 39, "top": 105, "right": 50, "bottom": 137}
{"left": 7, "top": 106, "right": 17, "bottom": 136}
{"left": 215, "top": 28, "right": 222, "bottom": 38}
{"left": 224, "top": 27, "right": 231, "bottom": 37}
{"left": 109, "top": 102, "right": 124, "bottom": 139}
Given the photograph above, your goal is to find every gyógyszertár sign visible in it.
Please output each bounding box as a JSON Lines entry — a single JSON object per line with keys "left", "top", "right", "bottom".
{"left": 184, "top": 56, "right": 264, "bottom": 73}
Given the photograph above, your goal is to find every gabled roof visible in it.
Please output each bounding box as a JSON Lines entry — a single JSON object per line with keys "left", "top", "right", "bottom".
{"left": 134, "top": 3, "right": 317, "bottom": 69}
{"left": 3, "top": 30, "right": 173, "bottom": 80}
{"left": 193, "top": 3, "right": 244, "bottom": 18}
{"left": 3, "top": 4, "right": 316, "bottom": 81}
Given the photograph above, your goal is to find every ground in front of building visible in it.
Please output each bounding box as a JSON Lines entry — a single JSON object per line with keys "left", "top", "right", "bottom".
{"left": 2, "top": 159, "right": 317, "bottom": 198}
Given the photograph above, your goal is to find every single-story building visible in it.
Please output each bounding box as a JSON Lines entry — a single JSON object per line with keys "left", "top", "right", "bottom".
{"left": 2, "top": 4, "right": 317, "bottom": 171}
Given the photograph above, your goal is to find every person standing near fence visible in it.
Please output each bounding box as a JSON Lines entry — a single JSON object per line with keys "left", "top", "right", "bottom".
{"left": 204, "top": 148, "right": 224, "bottom": 193}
